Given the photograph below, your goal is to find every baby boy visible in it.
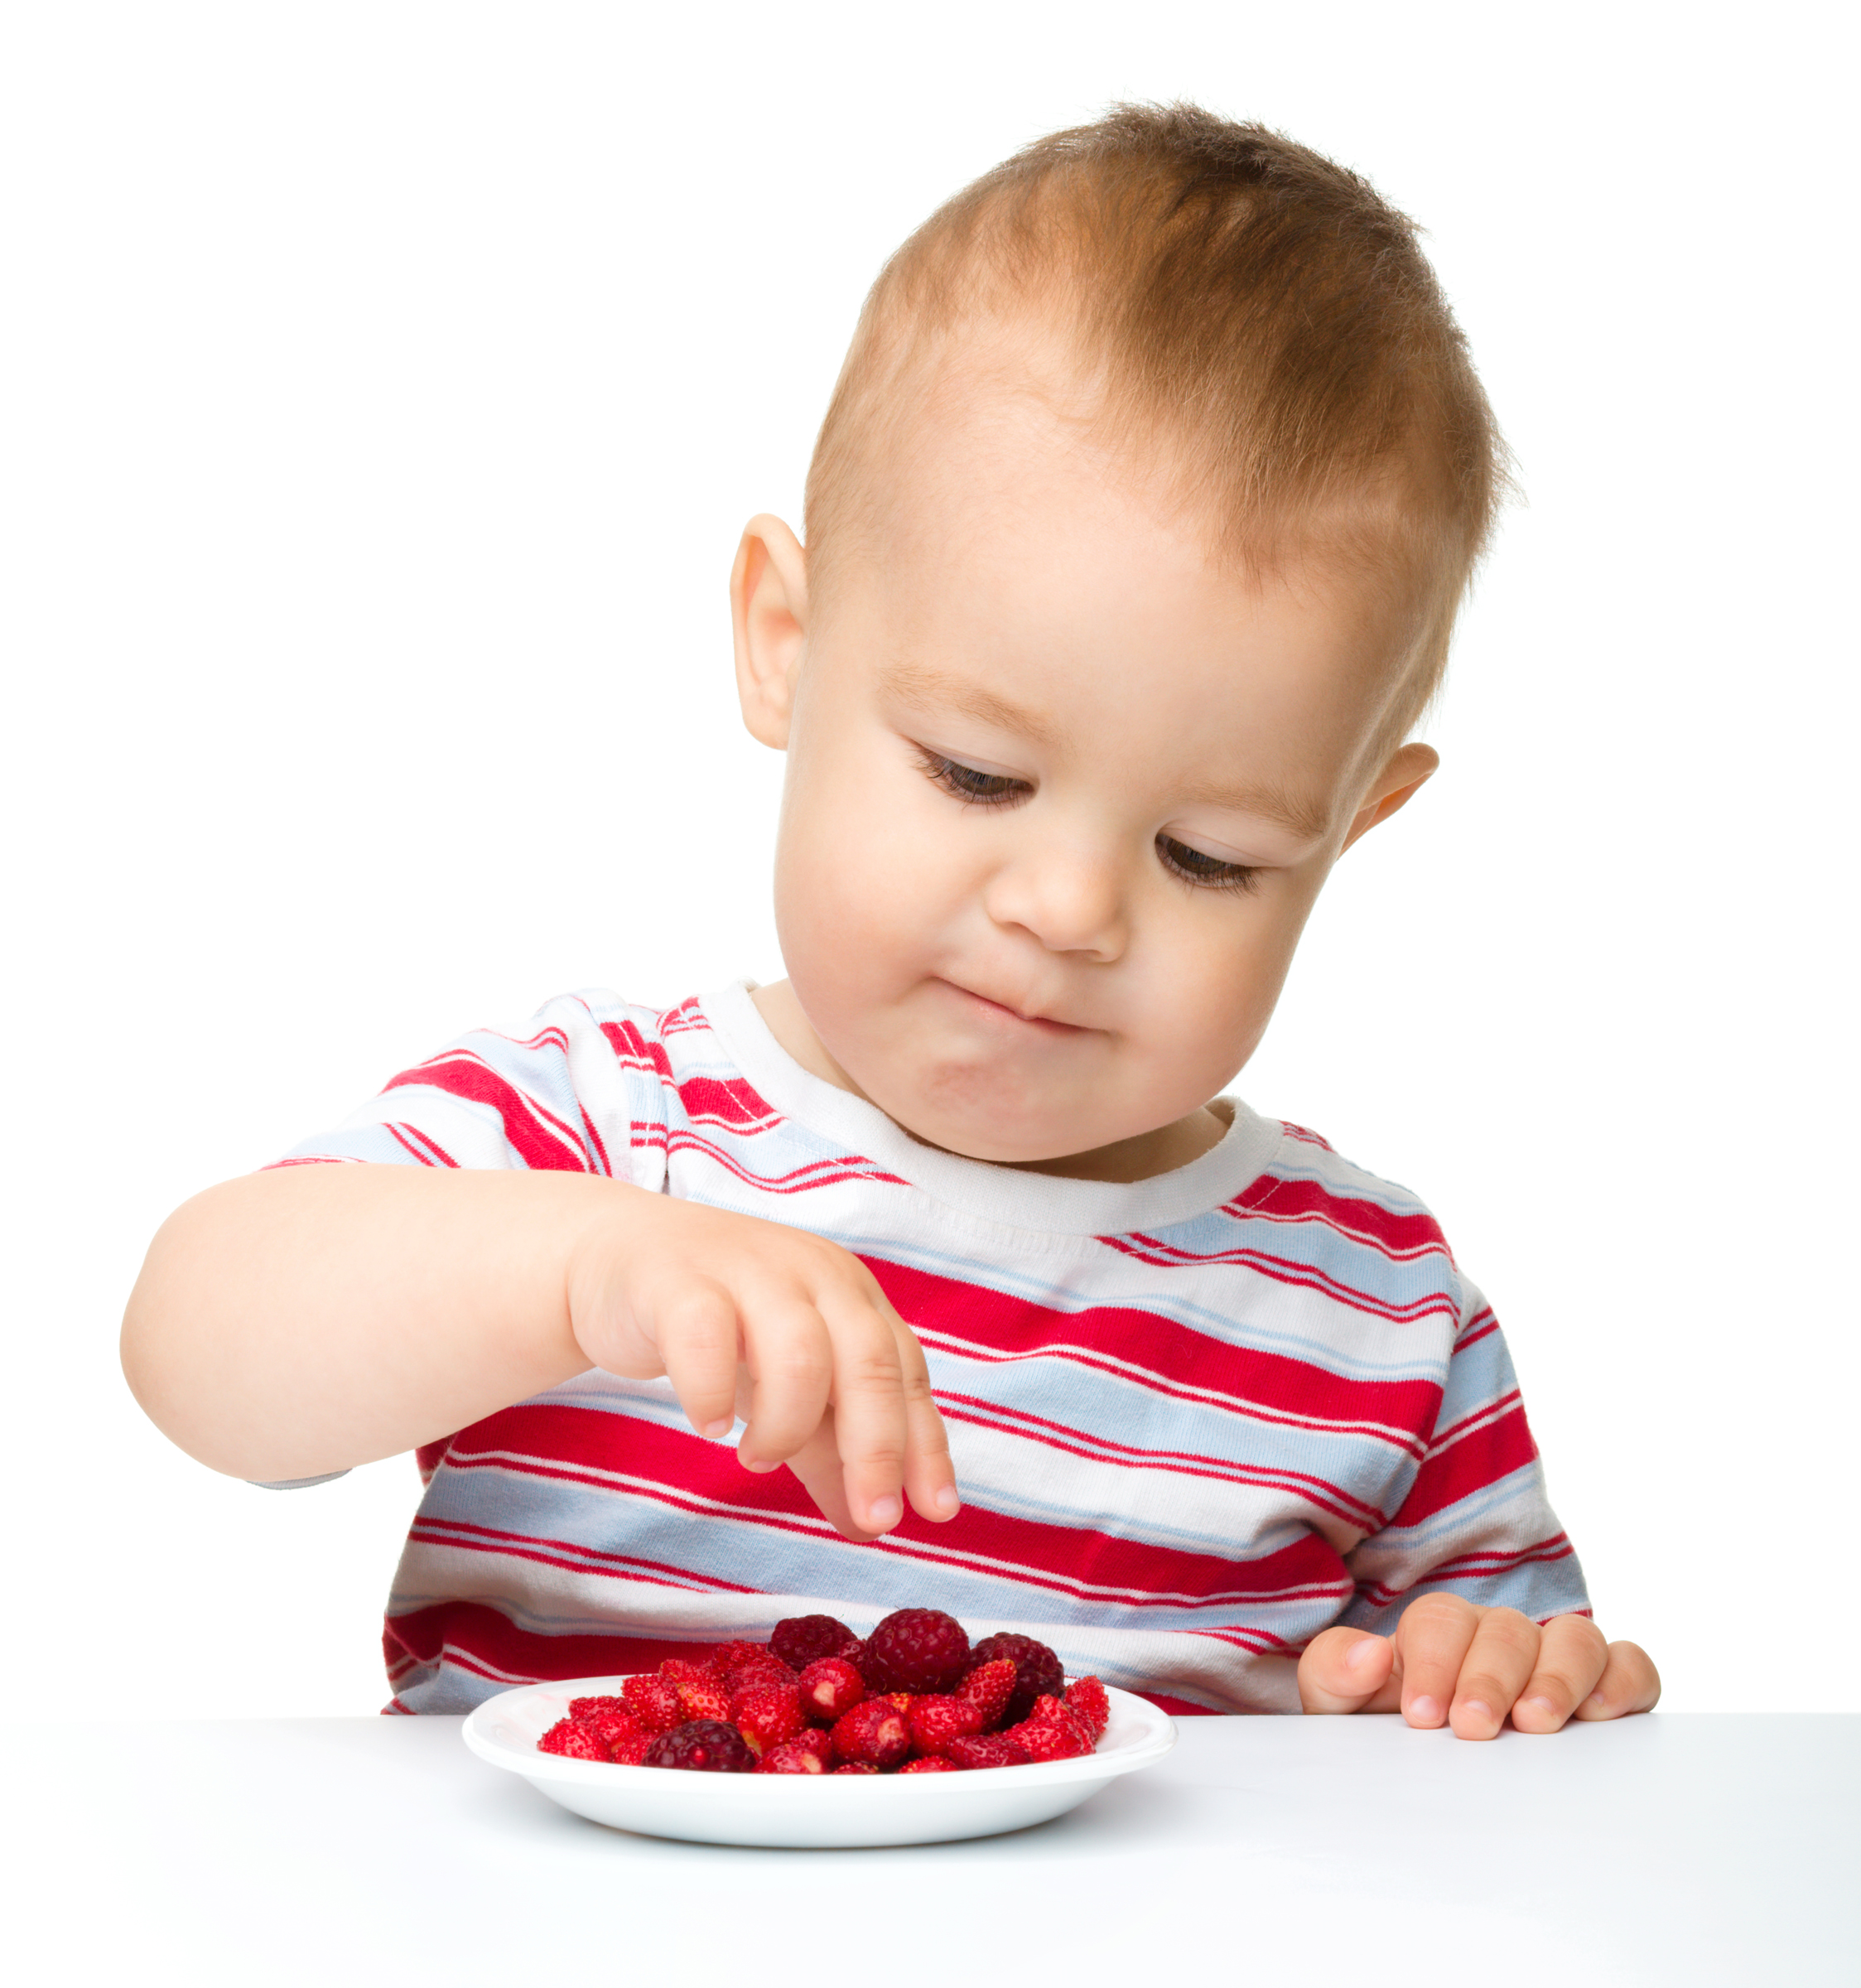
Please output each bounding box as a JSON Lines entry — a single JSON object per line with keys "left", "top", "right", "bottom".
{"left": 123, "top": 104, "right": 1657, "bottom": 1734}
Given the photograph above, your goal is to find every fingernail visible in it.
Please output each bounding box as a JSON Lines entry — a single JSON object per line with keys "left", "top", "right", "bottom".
{"left": 933, "top": 1485, "right": 961, "bottom": 1518}
{"left": 701, "top": 1417, "right": 734, "bottom": 1440}
{"left": 1588, "top": 1688, "right": 1608, "bottom": 1707}
{"left": 1345, "top": 1636, "right": 1381, "bottom": 1670}
{"left": 866, "top": 1495, "right": 901, "bottom": 1529}
{"left": 1409, "top": 1695, "right": 1443, "bottom": 1725}
{"left": 741, "top": 1458, "right": 779, "bottom": 1474}
{"left": 1460, "top": 1699, "right": 1494, "bottom": 1726}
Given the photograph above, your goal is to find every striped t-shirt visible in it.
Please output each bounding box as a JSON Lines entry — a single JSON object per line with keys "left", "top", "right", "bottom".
{"left": 278, "top": 980, "right": 1589, "bottom": 1716}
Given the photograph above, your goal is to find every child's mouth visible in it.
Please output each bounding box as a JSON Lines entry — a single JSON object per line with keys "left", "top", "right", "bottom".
{"left": 936, "top": 978, "right": 1090, "bottom": 1039}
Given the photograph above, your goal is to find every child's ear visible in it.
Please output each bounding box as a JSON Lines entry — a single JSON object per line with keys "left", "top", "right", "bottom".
{"left": 730, "top": 515, "right": 809, "bottom": 749}
{"left": 1340, "top": 742, "right": 1439, "bottom": 852}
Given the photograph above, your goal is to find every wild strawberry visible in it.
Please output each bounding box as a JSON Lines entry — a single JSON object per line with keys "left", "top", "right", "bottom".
{"left": 755, "top": 1739, "right": 827, "bottom": 1774}
{"left": 567, "top": 1694, "right": 629, "bottom": 1720}
{"left": 1064, "top": 1675, "right": 1111, "bottom": 1744}
{"left": 907, "top": 1694, "right": 984, "bottom": 1759}
{"left": 710, "top": 1640, "right": 772, "bottom": 1678}
{"left": 883, "top": 1692, "right": 914, "bottom": 1714}
{"left": 943, "top": 1733, "right": 1032, "bottom": 1771}
{"left": 1004, "top": 1705, "right": 1092, "bottom": 1762}
{"left": 660, "top": 1662, "right": 732, "bottom": 1723}
{"left": 608, "top": 1727, "right": 653, "bottom": 1766}
{"left": 537, "top": 1717, "right": 606, "bottom": 1760}
{"left": 789, "top": 1727, "right": 835, "bottom": 1768}
{"left": 831, "top": 1698, "right": 912, "bottom": 1770}
{"left": 955, "top": 1658, "right": 1016, "bottom": 1732}
{"left": 769, "top": 1614, "right": 864, "bottom": 1671}
{"left": 863, "top": 1608, "right": 971, "bottom": 1694}
{"left": 898, "top": 1755, "right": 960, "bottom": 1773}
{"left": 734, "top": 1677, "right": 807, "bottom": 1755}
{"left": 621, "top": 1673, "right": 683, "bottom": 1732}
{"left": 640, "top": 1719, "right": 757, "bottom": 1773}
{"left": 575, "top": 1705, "right": 647, "bottom": 1753}
{"left": 832, "top": 1763, "right": 879, "bottom": 1774}
{"left": 797, "top": 1656, "right": 865, "bottom": 1724}
{"left": 968, "top": 1633, "right": 1064, "bottom": 1725}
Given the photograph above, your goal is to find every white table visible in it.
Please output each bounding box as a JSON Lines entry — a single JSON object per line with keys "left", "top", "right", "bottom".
{"left": 17, "top": 1715, "right": 1854, "bottom": 1986}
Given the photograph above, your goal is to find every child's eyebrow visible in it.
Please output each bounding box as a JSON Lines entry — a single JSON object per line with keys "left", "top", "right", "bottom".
{"left": 876, "top": 660, "right": 1057, "bottom": 745}
{"left": 1176, "top": 777, "right": 1334, "bottom": 844}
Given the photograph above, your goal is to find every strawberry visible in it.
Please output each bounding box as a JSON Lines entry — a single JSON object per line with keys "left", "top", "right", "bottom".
{"left": 882, "top": 1692, "right": 914, "bottom": 1713}
{"left": 1063, "top": 1675, "right": 1111, "bottom": 1744}
{"left": 608, "top": 1727, "right": 654, "bottom": 1766}
{"left": 907, "top": 1694, "right": 983, "bottom": 1759}
{"left": 830, "top": 1698, "right": 912, "bottom": 1770}
{"left": 955, "top": 1658, "right": 1016, "bottom": 1732}
{"left": 755, "top": 1739, "right": 827, "bottom": 1774}
{"left": 1004, "top": 1703, "right": 1093, "bottom": 1762}
{"left": 711, "top": 1640, "right": 773, "bottom": 1678}
{"left": 567, "top": 1694, "right": 629, "bottom": 1720}
{"left": 538, "top": 1717, "right": 608, "bottom": 1760}
{"left": 659, "top": 1661, "right": 732, "bottom": 1723}
{"left": 797, "top": 1656, "right": 865, "bottom": 1724}
{"left": 734, "top": 1677, "right": 808, "bottom": 1755}
{"left": 943, "top": 1733, "right": 1032, "bottom": 1771}
{"left": 789, "top": 1727, "right": 835, "bottom": 1768}
{"left": 575, "top": 1705, "right": 647, "bottom": 1753}
{"left": 898, "top": 1755, "right": 960, "bottom": 1773}
{"left": 832, "top": 1763, "right": 879, "bottom": 1774}
{"left": 620, "top": 1674, "right": 684, "bottom": 1733}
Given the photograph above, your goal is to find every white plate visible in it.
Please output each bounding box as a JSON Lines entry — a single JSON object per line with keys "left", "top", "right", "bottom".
{"left": 462, "top": 1674, "right": 1176, "bottom": 1848}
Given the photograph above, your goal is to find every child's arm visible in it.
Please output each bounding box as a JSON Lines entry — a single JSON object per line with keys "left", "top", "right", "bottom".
{"left": 1296, "top": 1597, "right": 1659, "bottom": 1735}
{"left": 121, "top": 1163, "right": 957, "bottom": 1541}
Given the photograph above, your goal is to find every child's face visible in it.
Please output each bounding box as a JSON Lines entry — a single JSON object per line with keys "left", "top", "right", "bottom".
{"left": 735, "top": 388, "right": 1436, "bottom": 1173}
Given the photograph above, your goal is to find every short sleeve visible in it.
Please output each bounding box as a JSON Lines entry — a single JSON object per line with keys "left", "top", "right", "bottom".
{"left": 1338, "top": 1282, "right": 1592, "bottom": 1631}
{"left": 271, "top": 990, "right": 672, "bottom": 1190}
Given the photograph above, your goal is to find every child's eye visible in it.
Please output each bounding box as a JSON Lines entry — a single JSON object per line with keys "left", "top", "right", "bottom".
{"left": 917, "top": 749, "right": 1030, "bottom": 807}
{"left": 1156, "top": 834, "right": 1262, "bottom": 895}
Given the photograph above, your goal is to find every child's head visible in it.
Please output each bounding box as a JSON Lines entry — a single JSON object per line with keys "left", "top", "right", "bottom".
{"left": 730, "top": 105, "right": 1508, "bottom": 1170}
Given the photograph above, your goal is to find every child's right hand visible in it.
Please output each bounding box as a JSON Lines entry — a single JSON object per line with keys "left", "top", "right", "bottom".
{"left": 566, "top": 1192, "right": 957, "bottom": 1542}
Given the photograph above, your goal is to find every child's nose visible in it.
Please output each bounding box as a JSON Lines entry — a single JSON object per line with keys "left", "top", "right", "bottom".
{"left": 981, "top": 837, "right": 1130, "bottom": 961}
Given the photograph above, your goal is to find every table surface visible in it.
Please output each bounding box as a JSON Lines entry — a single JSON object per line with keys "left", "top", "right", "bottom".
{"left": 16, "top": 1713, "right": 1857, "bottom": 1986}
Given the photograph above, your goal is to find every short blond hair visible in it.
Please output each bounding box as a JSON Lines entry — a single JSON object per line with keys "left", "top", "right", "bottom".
{"left": 805, "top": 104, "right": 1511, "bottom": 734}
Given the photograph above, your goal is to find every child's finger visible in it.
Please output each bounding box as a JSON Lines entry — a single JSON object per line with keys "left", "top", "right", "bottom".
{"left": 1390, "top": 1592, "right": 1482, "bottom": 1727}
{"left": 735, "top": 1297, "right": 836, "bottom": 1471}
{"left": 1445, "top": 1606, "right": 1542, "bottom": 1739}
{"left": 782, "top": 1413, "right": 888, "bottom": 1543}
{"left": 1297, "top": 1627, "right": 1396, "bottom": 1712}
{"left": 1572, "top": 1639, "right": 1662, "bottom": 1720}
{"left": 816, "top": 1290, "right": 912, "bottom": 1535}
{"left": 652, "top": 1281, "right": 744, "bottom": 1440}
{"left": 1510, "top": 1614, "right": 1609, "bottom": 1734}
{"left": 891, "top": 1315, "right": 960, "bottom": 1524}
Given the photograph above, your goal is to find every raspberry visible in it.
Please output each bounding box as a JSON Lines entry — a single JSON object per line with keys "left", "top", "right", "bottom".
{"left": 943, "top": 1733, "right": 1033, "bottom": 1771}
{"left": 538, "top": 1717, "right": 607, "bottom": 1760}
{"left": 797, "top": 1657, "right": 865, "bottom": 1724}
{"left": 621, "top": 1674, "right": 684, "bottom": 1732}
{"left": 1064, "top": 1675, "right": 1111, "bottom": 1744}
{"left": 898, "top": 1755, "right": 960, "bottom": 1773}
{"left": 832, "top": 1763, "right": 879, "bottom": 1774}
{"left": 734, "top": 1677, "right": 808, "bottom": 1755}
{"left": 968, "top": 1633, "right": 1064, "bottom": 1724}
{"left": 955, "top": 1658, "right": 1016, "bottom": 1732}
{"left": 907, "top": 1694, "right": 983, "bottom": 1759}
{"left": 567, "top": 1694, "right": 629, "bottom": 1720}
{"left": 769, "top": 1614, "right": 863, "bottom": 1671}
{"left": 830, "top": 1698, "right": 912, "bottom": 1771}
{"left": 755, "top": 1739, "right": 827, "bottom": 1774}
{"left": 1004, "top": 1701, "right": 1093, "bottom": 1762}
{"left": 863, "top": 1608, "right": 971, "bottom": 1694}
{"left": 640, "top": 1719, "right": 757, "bottom": 1773}
{"left": 608, "top": 1727, "right": 653, "bottom": 1766}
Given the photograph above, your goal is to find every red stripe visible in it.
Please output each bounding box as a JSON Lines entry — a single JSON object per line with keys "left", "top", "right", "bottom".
{"left": 865, "top": 1258, "right": 1440, "bottom": 1451}
{"left": 1226, "top": 1174, "right": 1452, "bottom": 1265}
{"left": 673, "top": 1130, "right": 909, "bottom": 1194}
{"left": 1099, "top": 1233, "right": 1458, "bottom": 1329}
{"left": 383, "top": 1050, "right": 591, "bottom": 1173}
{"left": 442, "top": 1403, "right": 1356, "bottom": 1611}
{"left": 385, "top": 1601, "right": 736, "bottom": 1687}
{"left": 387, "top": 1121, "right": 459, "bottom": 1168}
{"left": 1384, "top": 1400, "right": 1540, "bottom": 1530}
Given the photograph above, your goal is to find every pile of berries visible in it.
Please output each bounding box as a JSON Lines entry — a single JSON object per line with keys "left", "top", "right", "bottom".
{"left": 534, "top": 1608, "right": 1111, "bottom": 1777}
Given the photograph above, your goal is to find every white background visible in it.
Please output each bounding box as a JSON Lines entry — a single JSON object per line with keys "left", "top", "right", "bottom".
{"left": 2, "top": 2, "right": 1854, "bottom": 1718}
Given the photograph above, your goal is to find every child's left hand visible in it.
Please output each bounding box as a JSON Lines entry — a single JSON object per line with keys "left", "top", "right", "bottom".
{"left": 1298, "top": 1595, "right": 1660, "bottom": 1736}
